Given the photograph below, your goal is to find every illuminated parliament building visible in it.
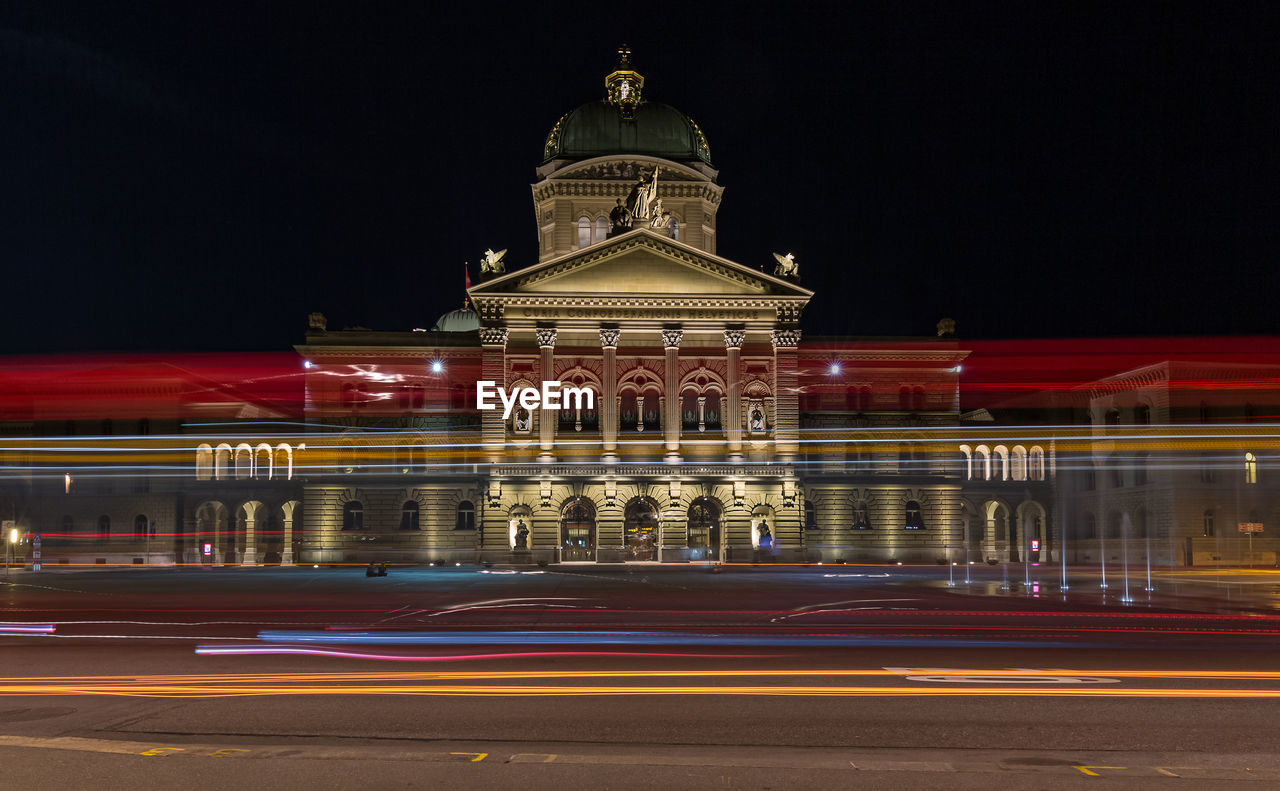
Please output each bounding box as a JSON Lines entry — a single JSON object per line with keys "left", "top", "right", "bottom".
{"left": 23, "top": 52, "right": 1280, "bottom": 570}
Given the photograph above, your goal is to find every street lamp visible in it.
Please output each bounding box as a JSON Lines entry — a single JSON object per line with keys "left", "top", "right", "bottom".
{"left": 6, "top": 527, "right": 18, "bottom": 577}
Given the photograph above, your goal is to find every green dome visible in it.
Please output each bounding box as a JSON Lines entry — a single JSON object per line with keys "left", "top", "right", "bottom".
{"left": 430, "top": 306, "right": 480, "bottom": 333}
{"left": 543, "top": 100, "right": 712, "bottom": 166}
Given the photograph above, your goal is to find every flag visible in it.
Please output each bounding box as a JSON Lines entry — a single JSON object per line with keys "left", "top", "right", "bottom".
{"left": 464, "top": 262, "right": 471, "bottom": 290}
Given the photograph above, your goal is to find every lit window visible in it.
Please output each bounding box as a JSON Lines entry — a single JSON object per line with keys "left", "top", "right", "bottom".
{"left": 1202, "top": 509, "right": 1214, "bottom": 537}
{"left": 577, "top": 217, "right": 591, "bottom": 248}
{"left": 1245, "top": 452, "right": 1258, "bottom": 484}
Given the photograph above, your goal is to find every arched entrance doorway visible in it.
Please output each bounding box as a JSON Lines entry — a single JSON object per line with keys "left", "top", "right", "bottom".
{"left": 624, "top": 499, "right": 659, "bottom": 561}
{"left": 687, "top": 498, "right": 721, "bottom": 561}
{"left": 561, "top": 498, "right": 596, "bottom": 562}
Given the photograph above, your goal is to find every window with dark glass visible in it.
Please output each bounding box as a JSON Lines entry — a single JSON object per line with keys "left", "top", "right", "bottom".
{"left": 455, "top": 501, "right": 476, "bottom": 531}
{"left": 400, "top": 501, "right": 419, "bottom": 531}
{"left": 342, "top": 501, "right": 364, "bottom": 531}
{"left": 804, "top": 500, "right": 817, "bottom": 530}
{"left": 134, "top": 514, "right": 149, "bottom": 535}
{"left": 904, "top": 500, "right": 924, "bottom": 530}
{"left": 97, "top": 515, "right": 110, "bottom": 536}
{"left": 1202, "top": 509, "right": 1214, "bottom": 537}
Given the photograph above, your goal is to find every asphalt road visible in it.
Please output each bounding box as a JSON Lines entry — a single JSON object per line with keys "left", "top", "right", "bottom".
{"left": 1, "top": 564, "right": 1279, "bottom": 789}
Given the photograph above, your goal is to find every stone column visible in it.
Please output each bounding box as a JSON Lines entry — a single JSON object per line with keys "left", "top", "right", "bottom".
{"left": 771, "top": 329, "right": 802, "bottom": 461}
{"left": 536, "top": 327, "right": 558, "bottom": 462}
{"left": 242, "top": 511, "right": 257, "bottom": 566}
{"left": 599, "top": 327, "right": 620, "bottom": 462}
{"left": 479, "top": 327, "right": 509, "bottom": 464}
{"left": 662, "top": 328, "right": 683, "bottom": 462}
{"left": 281, "top": 501, "right": 295, "bottom": 566}
{"left": 724, "top": 329, "right": 745, "bottom": 460}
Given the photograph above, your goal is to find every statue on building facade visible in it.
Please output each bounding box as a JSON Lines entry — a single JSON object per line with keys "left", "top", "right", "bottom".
{"left": 772, "top": 252, "right": 799, "bottom": 278}
{"left": 514, "top": 519, "right": 529, "bottom": 549}
{"left": 757, "top": 518, "right": 772, "bottom": 549}
{"left": 628, "top": 167, "right": 660, "bottom": 222}
{"left": 480, "top": 248, "right": 507, "bottom": 275}
{"left": 608, "top": 198, "right": 630, "bottom": 236}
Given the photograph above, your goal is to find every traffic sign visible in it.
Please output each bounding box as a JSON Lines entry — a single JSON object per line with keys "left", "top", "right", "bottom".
{"left": 1238, "top": 522, "right": 1264, "bottom": 534}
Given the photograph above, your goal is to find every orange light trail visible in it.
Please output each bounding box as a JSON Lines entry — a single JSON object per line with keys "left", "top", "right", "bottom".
{"left": 0, "top": 668, "right": 1279, "bottom": 698}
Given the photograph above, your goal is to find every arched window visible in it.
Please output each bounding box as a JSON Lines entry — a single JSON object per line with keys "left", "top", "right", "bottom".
{"left": 623, "top": 499, "right": 659, "bottom": 560}
{"left": 681, "top": 390, "right": 699, "bottom": 431}
{"left": 134, "top": 514, "right": 149, "bottom": 536}
{"left": 687, "top": 499, "right": 720, "bottom": 554}
{"left": 704, "top": 391, "right": 722, "bottom": 431}
{"left": 97, "top": 515, "right": 111, "bottom": 536}
{"left": 1135, "top": 404, "right": 1151, "bottom": 425}
{"left": 577, "top": 216, "right": 591, "bottom": 248}
{"left": 195, "top": 444, "right": 213, "bottom": 480}
{"left": 342, "top": 501, "right": 364, "bottom": 531}
{"left": 641, "top": 386, "right": 661, "bottom": 431}
{"left": 974, "top": 445, "right": 992, "bottom": 480}
{"left": 904, "top": 500, "right": 924, "bottom": 530}
{"left": 594, "top": 216, "right": 608, "bottom": 243}
{"left": 992, "top": 445, "right": 1009, "bottom": 480}
{"left": 1245, "top": 452, "right": 1258, "bottom": 484}
{"left": 1028, "top": 446, "right": 1045, "bottom": 481}
{"left": 399, "top": 501, "right": 419, "bottom": 531}
{"left": 455, "top": 500, "right": 476, "bottom": 531}
{"left": 234, "top": 444, "right": 252, "bottom": 480}
{"left": 255, "top": 444, "right": 272, "bottom": 479}
{"left": 274, "top": 444, "right": 293, "bottom": 480}
{"left": 852, "top": 502, "right": 872, "bottom": 530}
{"left": 214, "top": 444, "right": 232, "bottom": 480}
{"left": 804, "top": 500, "right": 818, "bottom": 530}
{"left": 1010, "top": 446, "right": 1027, "bottom": 481}
{"left": 1202, "top": 509, "right": 1215, "bottom": 537}
{"left": 958, "top": 445, "right": 973, "bottom": 480}
{"left": 1105, "top": 408, "right": 1121, "bottom": 426}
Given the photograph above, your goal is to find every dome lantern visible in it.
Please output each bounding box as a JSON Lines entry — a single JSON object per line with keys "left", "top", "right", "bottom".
{"left": 605, "top": 45, "right": 644, "bottom": 119}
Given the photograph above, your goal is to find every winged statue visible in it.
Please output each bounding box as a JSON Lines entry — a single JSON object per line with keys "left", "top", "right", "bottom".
{"left": 480, "top": 248, "right": 507, "bottom": 275}
{"left": 772, "top": 252, "right": 799, "bottom": 277}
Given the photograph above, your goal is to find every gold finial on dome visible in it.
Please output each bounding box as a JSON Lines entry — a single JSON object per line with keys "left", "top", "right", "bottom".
{"left": 605, "top": 45, "right": 644, "bottom": 119}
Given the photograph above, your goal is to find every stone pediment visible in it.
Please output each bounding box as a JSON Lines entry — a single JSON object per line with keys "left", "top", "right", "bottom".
{"left": 469, "top": 229, "right": 813, "bottom": 300}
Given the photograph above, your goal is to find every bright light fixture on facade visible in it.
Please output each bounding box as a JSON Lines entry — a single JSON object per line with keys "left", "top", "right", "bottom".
{"left": 829, "top": 363, "right": 841, "bottom": 375}
{"left": 430, "top": 360, "right": 444, "bottom": 374}
{"left": 303, "top": 360, "right": 314, "bottom": 369}
{"left": 8, "top": 529, "right": 17, "bottom": 544}
{"left": 953, "top": 365, "right": 962, "bottom": 373}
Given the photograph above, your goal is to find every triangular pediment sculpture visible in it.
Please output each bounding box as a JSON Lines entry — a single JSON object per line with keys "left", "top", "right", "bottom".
{"left": 468, "top": 229, "right": 813, "bottom": 300}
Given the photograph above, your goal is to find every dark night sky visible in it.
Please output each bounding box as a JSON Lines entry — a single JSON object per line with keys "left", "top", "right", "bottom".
{"left": 2, "top": 2, "right": 1278, "bottom": 353}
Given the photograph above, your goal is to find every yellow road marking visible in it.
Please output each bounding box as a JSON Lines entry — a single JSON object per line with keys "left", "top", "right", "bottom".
{"left": 1073, "top": 765, "right": 1125, "bottom": 776}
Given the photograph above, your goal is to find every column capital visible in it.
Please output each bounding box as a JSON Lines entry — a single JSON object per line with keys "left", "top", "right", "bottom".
{"left": 723, "top": 329, "right": 746, "bottom": 349}
{"left": 479, "top": 327, "right": 509, "bottom": 346}
{"left": 771, "top": 328, "right": 802, "bottom": 348}
{"left": 599, "top": 327, "right": 621, "bottom": 349}
{"left": 535, "top": 327, "right": 558, "bottom": 348}
{"left": 661, "top": 328, "right": 684, "bottom": 349}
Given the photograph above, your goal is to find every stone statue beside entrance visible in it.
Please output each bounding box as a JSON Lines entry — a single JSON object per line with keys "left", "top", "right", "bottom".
{"left": 514, "top": 519, "right": 529, "bottom": 549}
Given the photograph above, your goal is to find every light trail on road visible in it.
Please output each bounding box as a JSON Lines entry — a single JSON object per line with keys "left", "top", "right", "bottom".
{"left": 2, "top": 666, "right": 1280, "bottom": 698}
